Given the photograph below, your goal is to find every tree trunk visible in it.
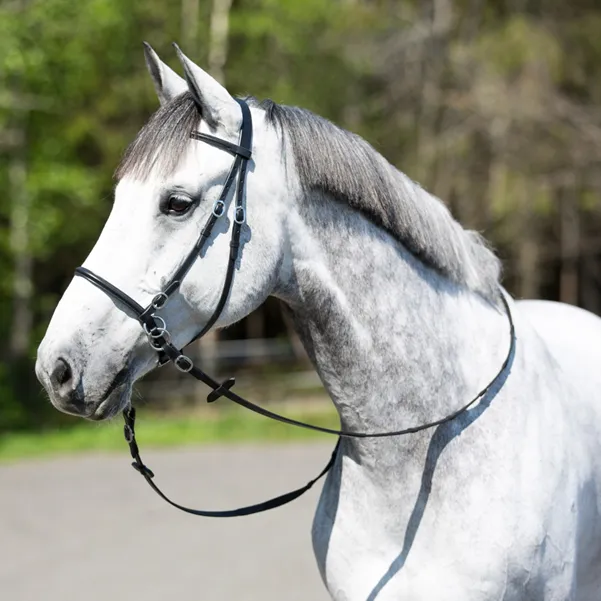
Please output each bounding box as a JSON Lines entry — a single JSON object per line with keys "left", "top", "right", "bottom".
{"left": 9, "top": 126, "right": 33, "bottom": 359}
{"left": 581, "top": 253, "right": 601, "bottom": 315}
{"left": 559, "top": 187, "right": 580, "bottom": 305}
{"left": 245, "top": 307, "right": 266, "bottom": 366}
{"left": 181, "top": 0, "right": 200, "bottom": 55}
{"left": 208, "top": 0, "right": 233, "bottom": 84}
{"left": 517, "top": 231, "right": 539, "bottom": 299}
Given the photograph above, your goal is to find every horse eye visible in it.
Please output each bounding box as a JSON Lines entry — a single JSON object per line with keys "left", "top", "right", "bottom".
{"left": 166, "top": 194, "right": 193, "bottom": 215}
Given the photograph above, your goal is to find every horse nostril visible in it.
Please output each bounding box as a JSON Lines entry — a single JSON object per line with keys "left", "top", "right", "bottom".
{"left": 51, "top": 357, "right": 73, "bottom": 387}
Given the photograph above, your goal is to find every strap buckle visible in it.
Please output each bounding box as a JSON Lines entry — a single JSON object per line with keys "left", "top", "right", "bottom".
{"left": 234, "top": 207, "right": 246, "bottom": 224}
{"left": 175, "top": 355, "right": 194, "bottom": 373}
{"left": 151, "top": 292, "right": 169, "bottom": 310}
{"left": 212, "top": 200, "right": 225, "bottom": 217}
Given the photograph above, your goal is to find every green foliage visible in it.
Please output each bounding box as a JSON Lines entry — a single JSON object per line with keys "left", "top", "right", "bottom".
{"left": 476, "top": 16, "right": 563, "bottom": 82}
{"left": 1, "top": 0, "right": 601, "bottom": 435}
{"left": 0, "top": 405, "right": 339, "bottom": 462}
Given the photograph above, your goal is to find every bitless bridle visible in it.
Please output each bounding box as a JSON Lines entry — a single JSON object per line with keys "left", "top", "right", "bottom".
{"left": 74, "top": 98, "right": 516, "bottom": 518}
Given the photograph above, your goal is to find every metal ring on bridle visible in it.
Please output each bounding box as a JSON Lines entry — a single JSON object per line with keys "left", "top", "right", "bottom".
{"left": 149, "top": 331, "right": 171, "bottom": 349}
{"left": 143, "top": 315, "right": 168, "bottom": 339}
{"left": 151, "top": 292, "right": 169, "bottom": 310}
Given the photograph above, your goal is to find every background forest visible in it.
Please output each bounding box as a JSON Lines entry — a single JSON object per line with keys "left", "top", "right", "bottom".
{"left": 2, "top": 0, "right": 601, "bottom": 433}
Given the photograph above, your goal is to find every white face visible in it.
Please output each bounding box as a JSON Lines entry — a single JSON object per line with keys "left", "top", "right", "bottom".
{"left": 35, "top": 48, "right": 287, "bottom": 420}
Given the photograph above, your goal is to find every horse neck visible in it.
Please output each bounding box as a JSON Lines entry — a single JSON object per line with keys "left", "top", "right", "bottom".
{"left": 275, "top": 191, "right": 511, "bottom": 466}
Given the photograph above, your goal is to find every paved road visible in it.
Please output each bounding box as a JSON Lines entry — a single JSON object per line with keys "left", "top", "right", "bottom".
{"left": 0, "top": 444, "right": 333, "bottom": 601}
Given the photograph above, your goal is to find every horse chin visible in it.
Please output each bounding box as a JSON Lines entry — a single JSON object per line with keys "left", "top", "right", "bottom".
{"left": 87, "top": 383, "right": 132, "bottom": 422}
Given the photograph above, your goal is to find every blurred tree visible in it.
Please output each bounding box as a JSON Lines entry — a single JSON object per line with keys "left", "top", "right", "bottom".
{"left": 1, "top": 0, "right": 600, "bottom": 430}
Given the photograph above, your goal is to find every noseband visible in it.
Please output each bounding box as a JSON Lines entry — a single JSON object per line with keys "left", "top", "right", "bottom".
{"left": 74, "top": 98, "right": 516, "bottom": 518}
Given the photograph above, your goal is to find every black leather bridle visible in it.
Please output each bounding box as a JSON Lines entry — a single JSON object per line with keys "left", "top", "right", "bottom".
{"left": 74, "top": 98, "right": 516, "bottom": 518}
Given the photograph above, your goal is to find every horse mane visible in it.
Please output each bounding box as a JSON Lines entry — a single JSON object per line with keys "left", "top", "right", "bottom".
{"left": 115, "top": 91, "right": 200, "bottom": 181}
{"left": 115, "top": 92, "right": 502, "bottom": 301}
{"left": 257, "top": 99, "right": 502, "bottom": 302}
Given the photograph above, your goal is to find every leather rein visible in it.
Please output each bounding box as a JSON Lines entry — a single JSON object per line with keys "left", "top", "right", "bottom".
{"left": 74, "top": 98, "right": 516, "bottom": 518}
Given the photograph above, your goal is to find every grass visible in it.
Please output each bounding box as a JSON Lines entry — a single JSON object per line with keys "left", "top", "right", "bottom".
{"left": 0, "top": 404, "right": 340, "bottom": 463}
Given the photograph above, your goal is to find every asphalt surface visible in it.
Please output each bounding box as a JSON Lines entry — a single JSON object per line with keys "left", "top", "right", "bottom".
{"left": 0, "top": 443, "right": 333, "bottom": 601}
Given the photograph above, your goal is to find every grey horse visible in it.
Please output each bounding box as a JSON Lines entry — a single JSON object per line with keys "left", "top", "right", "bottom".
{"left": 36, "top": 45, "right": 601, "bottom": 600}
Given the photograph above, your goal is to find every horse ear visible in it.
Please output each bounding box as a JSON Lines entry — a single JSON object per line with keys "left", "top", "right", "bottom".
{"left": 173, "top": 43, "right": 240, "bottom": 132}
{"left": 143, "top": 42, "right": 187, "bottom": 105}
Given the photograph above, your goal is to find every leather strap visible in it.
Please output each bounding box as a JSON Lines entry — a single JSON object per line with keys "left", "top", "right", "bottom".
{"left": 73, "top": 97, "right": 516, "bottom": 518}
{"left": 118, "top": 289, "right": 514, "bottom": 518}
{"left": 190, "top": 132, "right": 252, "bottom": 160}
{"left": 123, "top": 406, "right": 339, "bottom": 518}
{"left": 74, "top": 267, "right": 146, "bottom": 316}
{"left": 142, "top": 289, "right": 515, "bottom": 438}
